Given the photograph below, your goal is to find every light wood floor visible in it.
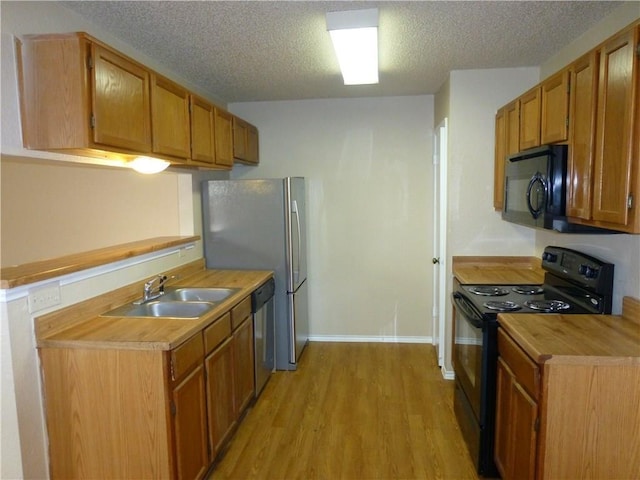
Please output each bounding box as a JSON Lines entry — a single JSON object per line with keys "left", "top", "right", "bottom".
{"left": 210, "top": 342, "right": 479, "bottom": 480}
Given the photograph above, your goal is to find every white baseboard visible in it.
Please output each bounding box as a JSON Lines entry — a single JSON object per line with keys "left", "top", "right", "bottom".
{"left": 440, "top": 365, "right": 455, "bottom": 380}
{"left": 308, "top": 335, "right": 433, "bottom": 344}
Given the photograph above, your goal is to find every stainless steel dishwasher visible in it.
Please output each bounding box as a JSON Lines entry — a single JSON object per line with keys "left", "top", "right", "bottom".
{"left": 251, "top": 278, "right": 275, "bottom": 396}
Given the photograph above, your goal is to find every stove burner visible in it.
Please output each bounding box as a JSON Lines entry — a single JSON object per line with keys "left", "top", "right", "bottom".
{"left": 483, "top": 300, "right": 521, "bottom": 312}
{"left": 468, "top": 286, "right": 509, "bottom": 296}
{"left": 524, "top": 299, "right": 571, "bottom": 312}
{"left": 512, "top": 285, "right": 544, "bottom": 295}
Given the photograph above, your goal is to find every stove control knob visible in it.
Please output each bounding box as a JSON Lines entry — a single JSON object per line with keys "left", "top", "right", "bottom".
{"left": 543, "top": 252, "right": 558, "bottom": 262}
{"left": 580, "top": 264, "right": 598, "bottom": 279}
{"left": 586, "top": 267, "right": 599, "bottom": 279}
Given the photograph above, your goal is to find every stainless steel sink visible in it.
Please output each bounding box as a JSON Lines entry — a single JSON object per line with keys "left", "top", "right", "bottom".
{"left": 101, "top": 300, "right": 215, "bottom": 319}
{"left": 159, "top": 287, "right": 240, "bottom": 303}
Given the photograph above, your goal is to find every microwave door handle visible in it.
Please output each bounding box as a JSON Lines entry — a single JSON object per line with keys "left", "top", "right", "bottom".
{"left": 526, "top": 173, "right": 547, "bottom": 219}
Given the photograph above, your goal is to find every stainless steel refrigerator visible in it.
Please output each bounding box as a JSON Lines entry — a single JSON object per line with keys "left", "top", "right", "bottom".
{"left": 202, "top": 177, "right": 309, "bottom": 370}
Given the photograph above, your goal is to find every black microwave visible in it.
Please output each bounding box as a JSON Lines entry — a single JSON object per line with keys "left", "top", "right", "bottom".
{"left": 502, "top": 144, "right": 611, "bottom": 233}
{"left": 503, "top": 144, "right": 568, "bottom": 230}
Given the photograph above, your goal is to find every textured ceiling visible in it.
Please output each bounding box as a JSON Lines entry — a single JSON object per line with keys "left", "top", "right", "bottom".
{"left": 60, "top": 1, "right": 624, "bottom": 103}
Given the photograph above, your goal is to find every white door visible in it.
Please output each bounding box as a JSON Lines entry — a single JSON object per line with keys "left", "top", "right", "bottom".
{"left": 432, "top": 119, "right": 448, "bottom": 368}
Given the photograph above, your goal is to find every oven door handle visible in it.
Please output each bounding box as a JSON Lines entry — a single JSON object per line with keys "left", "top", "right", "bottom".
{"left": 452, "top": 292, "right": 484, "bottom": 329}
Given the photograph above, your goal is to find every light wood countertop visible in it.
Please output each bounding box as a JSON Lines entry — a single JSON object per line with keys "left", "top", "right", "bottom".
{"left": 498, "top": 297, "right": 640, "bottom": 364}
{"left": 0, "top": 236, "right": 200, "bottom": 289}
{"left": 37, "top": 268, "right": 273, "bottom": 351}
{"left": 452, "top": 255, "right": 544, "bottom": 284}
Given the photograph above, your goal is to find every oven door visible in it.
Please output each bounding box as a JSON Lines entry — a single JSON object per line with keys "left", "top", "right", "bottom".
{"left": 452, "top": 292, "right": 484, "bottom": 419}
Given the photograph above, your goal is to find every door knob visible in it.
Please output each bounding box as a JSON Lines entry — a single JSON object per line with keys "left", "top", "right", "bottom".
{"left": 432, "top": 257, "right": 440, "bottom": 264}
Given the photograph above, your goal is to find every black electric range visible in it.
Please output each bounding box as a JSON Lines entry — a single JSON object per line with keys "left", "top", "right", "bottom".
{"left": 451, "top": 246, "right": 614, "bottom": 477}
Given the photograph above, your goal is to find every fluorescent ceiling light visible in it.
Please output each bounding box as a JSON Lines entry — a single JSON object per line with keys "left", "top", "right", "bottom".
{"left": 129, "top": 156, "right": 170, "bottom": 174}
{"left": 326, "top": 9, "right": 379, "bottom": 85}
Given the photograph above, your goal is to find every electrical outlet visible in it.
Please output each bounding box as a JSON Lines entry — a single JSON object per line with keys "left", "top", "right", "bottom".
{"left": 28, "top": 282, "right": 61, "bottom": 313}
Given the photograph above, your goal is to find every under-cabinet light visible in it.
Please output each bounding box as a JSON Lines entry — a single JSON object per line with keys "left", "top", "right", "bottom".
{"left": 129, "top": 156, "right": 170, "bottom": 174}
{"left": 326, "top": 8, "right": 379, "bottom": 85}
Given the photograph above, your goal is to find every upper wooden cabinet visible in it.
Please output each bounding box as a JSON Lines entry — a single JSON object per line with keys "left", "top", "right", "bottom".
{"left": 566, "top": 51, "right": 599, "bottom": 220}
{"left": 494, "top": 101, "right": 519, "bottom": 210}
{"left": 591, "top": 25, "right": 639, "bottom": 231}
{"left": 190, "top": 94, "right": 217, "bottom": 166}
{"left": 494, "top": 108, "right": 507, "bottom": 210}
{"left": 18, "top": 32, "right": 257, "bottom": 171}
{"left": 540, "top": 70, "right": 570, "bottom": 144}
{"left": 494, "top": 20, "right": 639, "bottom": 233}
{"left": 233, "top": 116, "right": 259, "bottom": 165}
{"left": 519, "top": 87, "right": 541, "bottom": 150}
{"left": 214, "top": 108, "right": 234, "bottom": 168}
{"left": 19, "top": 33, "right": 152, "bottom": 156}
{"left": 151, "top": 74, "right": 191, "bottom": 160}
{"left": 505, "top": 101, "right": 520, "bottom": 156}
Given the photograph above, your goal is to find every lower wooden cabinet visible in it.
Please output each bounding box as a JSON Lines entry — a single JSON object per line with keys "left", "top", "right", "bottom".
{"left": 205, "top": 337, "right": 235, "bottom": 458}
{"left": 233, "top": 315, "right": 255, "bottom": 415}
{"left": 494, "top": 357, "right": 538, "bottom": 480}
{"left": 495, "top": 327, "right": 640, "bottom": 480}
{"left": 38, "top": 295, "right": 256, "bottom": 479}
{"left": 172, "top": 364, "right": 209, "bottom": 480}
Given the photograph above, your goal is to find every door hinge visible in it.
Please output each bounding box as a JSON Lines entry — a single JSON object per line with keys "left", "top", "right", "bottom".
{"left": 90, "top": 114, "right": 95, "bottom": 129}
{"left": 565, "top": 117, "right": 569, "bottom": 128}
{"left": 636, "top": 43, "right": 640, "bottom": 57}
{"left": 534, "top": 417, "right": 540, "bottom": 432}
{"left": 170, "top": 400, "right": 176, "bottom": 417}
{"left": 628, "top": 194, "right": 634, "bottom": 209}
{"left": 87, "top": 55, "right": 93, "bottom": 70}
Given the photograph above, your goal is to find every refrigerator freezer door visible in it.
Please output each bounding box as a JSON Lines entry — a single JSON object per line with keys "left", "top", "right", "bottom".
{"left": 288, "top": 278, "right": 309, "bottom": 364}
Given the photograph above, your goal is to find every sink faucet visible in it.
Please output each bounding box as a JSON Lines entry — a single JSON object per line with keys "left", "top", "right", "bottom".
{"left": 140, "top": 274, "right": 168, "bottom": 303}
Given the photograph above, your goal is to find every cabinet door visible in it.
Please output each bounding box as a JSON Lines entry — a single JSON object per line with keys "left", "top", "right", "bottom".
{"left": 567, "top": 52, "right": 599, "bottom": 219}
{"left": 494, "top": 357, "right": 538, "bottom": 480}
{"left": 494, "top": 358, "right": 512, "bottom": 478}
{"left": 190, "top": 95, "right": 216, "bottom": 165}
{"left": 494, "top": 108, "right": 507, "bottom": 210}
{"left": 541, "top": 70, "right": 569, "bottom": 144}
{"left": 505, "top": 100, "right": 520, "bottom": 155}
{"left": 519, "top": 87, "right": 541, "bottom": 150}
{"left": 172, "top": 364, "right": 208, "bottom": 480}
{"left": 91, "top": 44, "right": 151, "bottom": 152}
{"left": 233, "top": 316, "right": 255, "bottom": 416}
{"left": 592, "top": 27, "right": 637, "bottom": 226}
{"left": 510, "top": 381, "right": 538, "bottom": 480}
{"left": 214, "top": 108, "right": 234, "bottom": 168}
{"left": 205, "top": 337, "right": 236, "bottom": 458}
{"left": 246, "top": 124, "right": 259, "bottom": 164}
{"left": 151, "top": 74, "right": 190, "bottom": 159}
{"left": 233, "top": 116, "right": 248, "bottom": 161}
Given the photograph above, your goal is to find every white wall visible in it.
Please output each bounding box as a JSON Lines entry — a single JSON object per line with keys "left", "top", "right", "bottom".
{"left": 535, "top": 2, "right": 640, "bottom": 313}
{"left": 229, "top": 97, "right": 434, "bottom": 341}
{"left": 436, "top": 66, "right": 540, "bottom": 373}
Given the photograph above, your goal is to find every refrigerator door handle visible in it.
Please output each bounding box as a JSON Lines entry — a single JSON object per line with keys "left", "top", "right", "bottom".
{"left": 292, "top": 200, "right": 301, "bottom": 286}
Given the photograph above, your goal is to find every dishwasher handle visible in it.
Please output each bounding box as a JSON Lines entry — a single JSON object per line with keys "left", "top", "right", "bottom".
{"left": 251, "top": 278, "right": 276, "bottom": 313}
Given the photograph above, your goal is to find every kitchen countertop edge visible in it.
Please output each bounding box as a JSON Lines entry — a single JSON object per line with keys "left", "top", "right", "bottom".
{"left": 452, "top": 255, "right": 544, "bottom": 285}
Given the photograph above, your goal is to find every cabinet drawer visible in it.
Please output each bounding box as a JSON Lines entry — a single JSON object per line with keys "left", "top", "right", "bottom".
{"left": 171, "top": 332, "right": 204, "bottom": 382}
{"left": 231, "top": 296, "right": 251, "bottom": 330}
{"left": 204, "top": 312, "right": 231, "bottom": 354}
{"left": 497, "top": 329, "right": 540, "bottom": 399}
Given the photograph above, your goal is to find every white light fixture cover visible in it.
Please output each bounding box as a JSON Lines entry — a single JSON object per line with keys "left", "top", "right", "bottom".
{"left": 129, "top": 156, "right": 170, "bottom": 174}
{"left": 326, "top": 8, "right": 379, "bottom": 85}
